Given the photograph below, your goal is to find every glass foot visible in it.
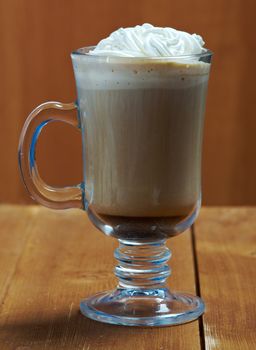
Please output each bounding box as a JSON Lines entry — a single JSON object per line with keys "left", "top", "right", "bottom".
{"left": 80, "top": 288, "right": 205, "bottom": 327}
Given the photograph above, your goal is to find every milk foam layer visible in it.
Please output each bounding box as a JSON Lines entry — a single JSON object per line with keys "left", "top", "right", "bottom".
{"left": 73, "top": 58, "right": 210, "bottom": 90}
{"left": 89, "top": 23, "right": 206, "bottom": 57}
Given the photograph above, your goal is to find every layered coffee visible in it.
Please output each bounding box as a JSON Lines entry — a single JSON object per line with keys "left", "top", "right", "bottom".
{"left": 74, "top": 59, "right": 210, "bottom": 219}
{"left": 71, "top": 24, "right": 211, "bottom": 237}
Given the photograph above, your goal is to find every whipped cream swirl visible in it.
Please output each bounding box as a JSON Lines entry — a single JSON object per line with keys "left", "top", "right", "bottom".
{"left": 89, "top": 23, "right": 206, "bottom": 57}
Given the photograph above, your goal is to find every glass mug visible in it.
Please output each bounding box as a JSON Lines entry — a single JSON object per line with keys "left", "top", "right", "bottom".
{"left": 18, "top": 47, "right": 212, "bottom": 327}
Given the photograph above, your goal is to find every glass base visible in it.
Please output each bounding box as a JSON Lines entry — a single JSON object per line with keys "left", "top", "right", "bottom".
{"left": 80, "top": 288, "right": 205, "bottom": 327}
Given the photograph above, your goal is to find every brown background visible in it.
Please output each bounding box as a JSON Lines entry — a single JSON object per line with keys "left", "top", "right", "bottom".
{"left": 1, "top": 0, "right": 255, "bottom": 205}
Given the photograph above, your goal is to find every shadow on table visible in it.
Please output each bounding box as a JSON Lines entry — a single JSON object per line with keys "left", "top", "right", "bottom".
{"left": 0, "top": 308, "right": 160, "bottom": 346}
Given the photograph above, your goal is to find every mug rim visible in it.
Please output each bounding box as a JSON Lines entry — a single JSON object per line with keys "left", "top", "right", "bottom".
{"left": 71, "top": 46, "right": 213, "bottom": 60}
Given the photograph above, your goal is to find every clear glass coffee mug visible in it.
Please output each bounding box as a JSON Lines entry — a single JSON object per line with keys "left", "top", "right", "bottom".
{"left": 18, "top": 47, "right": 212, "bottom": 326}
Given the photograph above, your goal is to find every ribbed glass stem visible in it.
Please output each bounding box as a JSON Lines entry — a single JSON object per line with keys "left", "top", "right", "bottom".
{"left": 114, "top": 239, "right": 171, "bottom": 289}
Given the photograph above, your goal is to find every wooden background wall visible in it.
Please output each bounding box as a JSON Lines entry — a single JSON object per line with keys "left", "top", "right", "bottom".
{"left": 1, "top": 0, "right": 255, "bottom": 205}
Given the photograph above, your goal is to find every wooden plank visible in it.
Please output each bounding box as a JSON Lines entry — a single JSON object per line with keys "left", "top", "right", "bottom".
{"left": 0, "top": 205, "right": 39, "bottom": 305}
{"left": 195, "top": 207, "right": 256, "bottom": 350}
{"left": 0, "top": 205, "right": 200, "bottom": 350}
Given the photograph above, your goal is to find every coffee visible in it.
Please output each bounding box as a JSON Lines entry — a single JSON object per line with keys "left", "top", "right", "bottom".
{"left": 73, "top": 59, "right": 210, "bottom": 219}
{"left": 18, "top": 25, "right": 212, "bottom": 326}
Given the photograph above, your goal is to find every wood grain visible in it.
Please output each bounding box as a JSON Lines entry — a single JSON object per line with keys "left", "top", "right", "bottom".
{"left": 0, "top": 0, "right": 255, "bottom": 205}
{"left": 0, "top": 205, "right": 201, "bottom": 350}
{"left": 0, "top": 205, "right": 38, "bottom": 305}
{"left": 195, "top": 207, "right": 256, "bottom": 350}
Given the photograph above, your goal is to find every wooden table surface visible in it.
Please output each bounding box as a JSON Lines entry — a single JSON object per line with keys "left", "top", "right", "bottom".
{"left": 0, "top": 205, "right": 255, "bottom": 350}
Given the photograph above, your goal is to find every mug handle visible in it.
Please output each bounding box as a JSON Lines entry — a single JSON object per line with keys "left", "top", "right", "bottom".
{"left": 18, "top": 101, "right": 84, "bottom": 210}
